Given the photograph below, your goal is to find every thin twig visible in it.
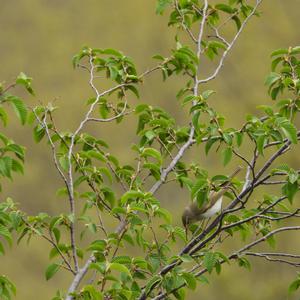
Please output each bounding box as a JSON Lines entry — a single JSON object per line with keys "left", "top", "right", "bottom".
{"left": 197, "top": 0, "right": 263, "bottom": 85}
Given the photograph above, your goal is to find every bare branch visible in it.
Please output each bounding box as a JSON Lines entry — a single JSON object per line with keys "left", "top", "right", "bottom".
{"left": 233, "top": 226, "right": 300, "bottom": 255}
{"left": 65, "top": 255, "right": 96, "bottom": 300}
{"left": 197, "top": 0, "right": 263, "bottom": 85}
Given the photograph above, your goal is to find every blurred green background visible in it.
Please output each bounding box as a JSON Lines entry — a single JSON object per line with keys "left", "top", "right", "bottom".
{"left": 1, "top": 1, "right": 300, "bottom": 299}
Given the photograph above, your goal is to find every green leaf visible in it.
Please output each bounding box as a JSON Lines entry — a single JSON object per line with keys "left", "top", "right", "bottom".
{"left": 11, "top": 159, "right": 24, "bottom": 174}
{"left": 182, "top": 95, "right": 198, "bottom": 106}
{"left": 291, "top": 46, "right": 300, "bottom": 54}
{"left": 120, "top": 190, "right": 144, "bottom": 205}
{"left": 0, "top": 224, "right": 12, "bottom": 246}
{"left": 222, "top": 147, "right": 232, "bottom": 166}
{"left": 45, "top": 263, "right": 60, "bottom": 280}
{"left": 281, "top": 121, "right": 297, "bottom": 144}
{"left": 205, "top": 137, "right": 219, "bottom": 155}
{"left": 289, "top": 275, "right": 300, "bottom": 294}
{"left": 7, "top": 95, "right": 27, "bottom": 125}
{"left": 33, "top": 125, "right": 46, "bottom": 143}
{"left": 101, "top": 48, "right": 123, "bottom": 57}
{"left": 0, "top": 106, "right": 8, "bottom": 126}
{"left": 202, "top": 90, "right": 216, "bottom": 100}
{"left": 82, "top": 285, "right": 103, "bottom": 300}
{"left": 288, "top": 169, "right": 298, "bottom": 184}
{"left": 155, "top": 208, "right": 172, "bottom": 224}
{"left": 59, "top": 156, "right": 69, "bottom": 171}
{"left": 222, "top": 133, "right": 232, "bottom": 145}
{"left": 0, "top": 241, "right": 5, "bottom": 255}
{"left": 191, "top": 177, "right": 208, "bottom": 200}
{"left": 237, "top": 257, "right": 251, "bottom": 271}
{"left": 108, "top": 263, "right": 132, "bottom": 277}
{"left": 265, "top": 72, "right": 281, "bottom": 87}
{"left": 232, "top": 16, "right": 241, "bottom": 31}
{"left": 87, "top": 240, "right": 107, "bottom": 252}
{"left": 87, "top": 150, "right": 106, "bottom": 162}
{"left": 271, "top": 57, "right": 282, "bottom": 71}
{"left": 127, "top": 85, "right": 140, "bottom": 98}
{"left": 0, "top": 275, "right": 16, "bottom": 298}
{"left": 141, "top": 148, "right": 162, "bottom": 165}
{"left": 203, "top": 252, "right": 218, "bottom": 273}
{"left": 215, "top": 3, "right": 235, "bottom": 13}
{"left": 181, "top": 272, "right": 197, "bottom": 290}
{"left": 145, "top": 275, "right": 162, "bottom": 295}
{"left": 271, "top": 48, "right": 288, "bottom": 57}
{"left": 6, "top": 144, "right": 25, "bottom": 161}
{"left": 172, "top": 227, "right": 186, "bottom": 243}
{"left": 256, "top": 135, "right": 266, "bottom": 156}
{"left": 282, "top": 182, "right": 298, "bottom": 204}
{"left": 0, "top": 156, "right": 12, "bottom": 179}
{"left": 235, "top": 132, "right": 243, "bottom": 147}
{"left": 111, "top": 256, "right": 131, "bottom": 264}
{"left": 16, "top": 72, "right": 35, "bottom": 95}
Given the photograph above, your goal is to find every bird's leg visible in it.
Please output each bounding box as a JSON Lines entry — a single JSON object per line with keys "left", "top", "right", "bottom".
{"left": 191, "top": 219, "right": 207, "bottom": 239}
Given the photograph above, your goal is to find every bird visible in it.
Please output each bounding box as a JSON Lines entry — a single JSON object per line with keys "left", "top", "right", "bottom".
{"left": 182, "top": 166, "right": 242, "bottom": 229}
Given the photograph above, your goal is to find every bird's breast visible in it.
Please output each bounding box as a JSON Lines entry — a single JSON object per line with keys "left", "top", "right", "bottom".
{"left": 200, "top": 197, "right": 223, "bottom": 219}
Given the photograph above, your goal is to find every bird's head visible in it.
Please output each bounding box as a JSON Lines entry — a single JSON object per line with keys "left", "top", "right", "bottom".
{"left": 181, "top": 205, "right": 198, "bottom": 228}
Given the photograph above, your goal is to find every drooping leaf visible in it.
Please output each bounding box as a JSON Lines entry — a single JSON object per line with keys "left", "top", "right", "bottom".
{"left": 45, "top": 263, "right": 60, "bottom": 280}
{"left": 7, "top": 95, "right": 27, "bottom": 125}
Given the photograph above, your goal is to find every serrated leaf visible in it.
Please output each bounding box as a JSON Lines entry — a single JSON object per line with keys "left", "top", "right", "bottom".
{"left": 33, "top": 125, "right": 46, "bottom": 143}
{"left": 191, "top": 178, "right": 207, "bottom": 199}
{"left": 0, "top": 157, "right": 13, "bottom": 179}
{"left": 203, "top": 252, "right": 218, "bottom": 273}
{"left": 288, "top": 169, "right": 298, "bottom": 184}
{"left": 111, "top": 256, "right": 131, "bottom": 264}
{"left": 181, "top": 272, "right": 197, "bottom": 290}
{"left": 82, "top": 285, "right": 103, "bottom": 300}
{"left": 281, "top": 121, "right": 297, "bottom": 144}
{"left": 7, "top": 95, "right": 27, "bottom": 125}
{"left": 108, "top": 263, "right": 131, "bottom": 277}
{"left": 0, "top": 224, "right": 12, "bottom": 246}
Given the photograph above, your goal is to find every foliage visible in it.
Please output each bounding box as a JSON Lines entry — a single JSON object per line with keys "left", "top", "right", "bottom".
{"left": 1, "top": 1, "right": 300, "bottom": 300}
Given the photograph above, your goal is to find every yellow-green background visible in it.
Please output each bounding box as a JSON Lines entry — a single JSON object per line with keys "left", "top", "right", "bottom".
{"left": 0, "top": 1, "right": 300, "bottom": 299}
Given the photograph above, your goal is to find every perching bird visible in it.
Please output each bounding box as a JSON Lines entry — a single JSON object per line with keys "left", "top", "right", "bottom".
{"left": 182, "top": 167, "right": 242, "bottom": 228}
